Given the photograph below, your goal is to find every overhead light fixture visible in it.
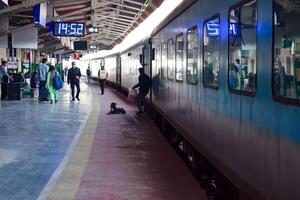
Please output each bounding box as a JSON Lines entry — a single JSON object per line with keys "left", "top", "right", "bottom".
{"left": 89, "top": 45, "right": 97, "bottom": 49}
{"left": 87, "top": 27, "right": 99, "bottom": 33}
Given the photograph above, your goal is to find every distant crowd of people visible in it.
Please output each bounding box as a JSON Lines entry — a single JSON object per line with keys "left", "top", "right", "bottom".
{"left": 0, "top": 58, "right": 151, "bottom": 114}
{"left": 37, "top": 59, "right": 82, "bottom": 103}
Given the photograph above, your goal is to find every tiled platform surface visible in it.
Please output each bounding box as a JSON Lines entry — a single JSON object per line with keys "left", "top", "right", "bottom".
{"left": 0, "top": 81, "right": 207, "bottom": 200}
{"left": 68, "top": 84, "right": 206, "bottom": 200}
{"left": 0, "top": 83, "right": 91, "bottom": 200}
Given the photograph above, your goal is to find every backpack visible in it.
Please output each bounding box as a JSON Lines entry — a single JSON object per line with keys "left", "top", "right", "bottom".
{"left": 53, "top": 73, "right": 63, "bottom": 90}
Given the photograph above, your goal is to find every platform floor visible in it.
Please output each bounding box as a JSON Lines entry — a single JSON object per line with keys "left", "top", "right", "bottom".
{"left": 0, "top": 81, "right": 207, "bottom": 200}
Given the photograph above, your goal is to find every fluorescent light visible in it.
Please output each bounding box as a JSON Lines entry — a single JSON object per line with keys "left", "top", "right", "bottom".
{"left": 82, "top": 0, "right": 184, "bottom": 60}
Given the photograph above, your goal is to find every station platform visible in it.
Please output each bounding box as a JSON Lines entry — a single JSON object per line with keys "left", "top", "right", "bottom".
{"left": 0, "top": 81, "right": 207, "bottom": 200}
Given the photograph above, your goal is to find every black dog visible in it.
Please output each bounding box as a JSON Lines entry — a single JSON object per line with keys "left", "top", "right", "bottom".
{"left": 107, "top": 102, "right": 126, "bottom": 114}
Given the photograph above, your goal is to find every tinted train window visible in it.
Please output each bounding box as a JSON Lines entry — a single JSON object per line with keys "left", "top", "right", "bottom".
{"left": 203, "top": 17, "right": 220, "bottom": 88}
{"left": 161, "top": 42, "right": 167, "bottom": 79}
{"left": 228, "top": 0, "right": 257, "bottom": 94}
{"left": 187, "top": 27, "right": 198, "bottom": 84}
{"left": 273, "top": 0, "right": 300, "bottom": 102}
{"left": 167, "top": 39, "right": 175, "bottom": 80}
{"left": 156, "top": 45, "right": 161, "bottom": 76}
{"left": 176, "top": 34, "right": 184, "bottom": 81}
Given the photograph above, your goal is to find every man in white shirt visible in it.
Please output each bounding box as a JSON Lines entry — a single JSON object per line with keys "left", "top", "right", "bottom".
{"left": 98, "top": 67, "right": 108, "bottom": 95}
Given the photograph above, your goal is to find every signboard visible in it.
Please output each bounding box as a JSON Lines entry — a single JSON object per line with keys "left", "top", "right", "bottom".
{"left": 206, "top": 22, "right": 238, "bottom": 37}
{"left": 8, "top": 62, "right": 18, "bottom": 69}
{"left": 52, "top": 22, "right": 85, "bottom": 37}
{"left": 33, "top": 2, "right": 47, "bottom": 28}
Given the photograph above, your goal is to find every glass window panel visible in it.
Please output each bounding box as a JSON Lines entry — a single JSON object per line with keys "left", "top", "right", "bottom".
{"left": 187, "top": 27, "right": 198, "bottom": 84}
{"left": 229, "top": 1, "right": 257, "bottom": 93}
{"left": 167, "top": 39, "right": 175, "bottom": 80}
{"left": 156, "top": 45, "right": 161, "bottom": 76}
{"left": 273, "top": 0, "right": 300, "bottom": 101}
{"left": 176, "top": 34, "right": 184, "bottom": 81}
{"left": 161, "top": 42, "right": 167, "bottom": 79}
{"left": 203, "top": 17, "right": 220, "bottom": 88}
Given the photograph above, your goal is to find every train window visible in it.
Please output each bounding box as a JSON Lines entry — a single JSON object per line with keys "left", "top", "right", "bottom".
{"left": 187, "top": 26, "right": 198, "bottom": 84}
{"left": 228, "top": 0, "right": 257, "bottom": 95}
{"left": 161, "top": 42, "right": 167, "bottom": 79}
{"left": 167, "top": 39, "right": 175, "bottom": 80}
{"left": 203, "top": 16, "right": 220, "bottom": 89}
{"left": 156, "top": 45, "right": 161, "bottom": 76}
{"left": 176, "top": 33, "right": 184, "bottom": 82}
{"left": 273, "top": 0, "right": 300, "bottom": 103}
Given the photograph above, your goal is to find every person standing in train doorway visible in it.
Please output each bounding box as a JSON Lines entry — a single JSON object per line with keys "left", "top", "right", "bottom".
{"left": 98, "top": 66, "right": 108, "bottom": 95}
{"left": 68, "top": 61, "right": 81, "bottom": 101}
{"left": 132, "top": 67, "right": 151, "bottom": 114}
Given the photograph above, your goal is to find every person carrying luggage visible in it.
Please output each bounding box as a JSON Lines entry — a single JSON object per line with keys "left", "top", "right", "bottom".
{"left": 38, "top": 58, "right": 49, "bottom": 101}
{"left": 132, "top": 67, "right": 151, "bottom": 114}
{"left": 68, "top": 61, "right": 81, "bottom": 101}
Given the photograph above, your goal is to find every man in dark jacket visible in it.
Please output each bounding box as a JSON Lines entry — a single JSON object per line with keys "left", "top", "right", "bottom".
{"left": 67, "top": 62, "right": 81, "bottom": 101}
{"left": 132, "top": 68, "right": 151, "bottom": 114}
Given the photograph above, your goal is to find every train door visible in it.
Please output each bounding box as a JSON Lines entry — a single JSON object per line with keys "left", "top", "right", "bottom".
{"left": 116, "top": 55, "right": 121, "bottom": 88}
{"left": 142, "top": 41, "right": 153, "bottom": 102}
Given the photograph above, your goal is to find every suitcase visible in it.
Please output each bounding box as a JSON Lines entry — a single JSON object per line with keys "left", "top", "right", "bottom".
{"left": 6, "top": 83, "right": 21, "bottom": 100}
{"left": 38, "top": 86, "right": 49, "bottom": 100}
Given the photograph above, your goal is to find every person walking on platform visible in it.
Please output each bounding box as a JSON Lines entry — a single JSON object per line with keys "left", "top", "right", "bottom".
{"left": 64, "top": 66, "right": 68, "bottom": 78}
{"left": 0, "top": 60, "right": 13, "bottom": 100}
{"left": 68, "top": 61, "right": 81, "bottom": 101}
{"left": 46, "top": 65, "right": 59, "bottom": 104}
{"left": 38, "top": 58, "right": 49, "bottom": 101}
{"left": 86, "top": 66, "right": 91, "bottom": 84}
{"left": 132, "top": 68, "right": 151, "bottom": 114}
{"left": 98, "top": 66, "right": 108, "bottom": 95}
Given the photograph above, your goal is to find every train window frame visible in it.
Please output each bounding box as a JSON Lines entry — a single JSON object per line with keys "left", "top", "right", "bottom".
{"left": 227, "top": 0, "right": 257, "bottom": 97}
{"left": 167, "top": 38, "right": 175, "bottom": 81}
{"left": 186, "top": 25, "right": 198, "bottom": 85}
{"left": 272, "top": 0, "right": 300, "bottom": 106}
{"left": 203, "top": 14, "right": 220, "bottom": 90}
{"left": 161, "top": 42, "right": 167, "bottom": 79}
{"left": 175, "top": 33, "right": 184, "bottom": 82}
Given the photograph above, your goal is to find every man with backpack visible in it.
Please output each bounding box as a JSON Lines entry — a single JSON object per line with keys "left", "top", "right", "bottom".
{"left": 68, "top": 61, "right": 81, "bottom": 101}
{"left": 132, "top": 67, "right": 151, "bottom": 114}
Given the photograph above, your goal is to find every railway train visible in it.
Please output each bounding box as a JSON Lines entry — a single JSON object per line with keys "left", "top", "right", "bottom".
{"left": 79, "top": 0, "right": 300, "bottom": 199}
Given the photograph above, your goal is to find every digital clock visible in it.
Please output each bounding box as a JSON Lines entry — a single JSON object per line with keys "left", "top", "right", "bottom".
{"left": 52, "top": 22, "right": 85, "bottom": 37}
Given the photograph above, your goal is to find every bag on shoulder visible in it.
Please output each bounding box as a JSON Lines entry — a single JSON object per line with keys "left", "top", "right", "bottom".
{"left": 53, "top": 73, "right": 63, "bottom": 90}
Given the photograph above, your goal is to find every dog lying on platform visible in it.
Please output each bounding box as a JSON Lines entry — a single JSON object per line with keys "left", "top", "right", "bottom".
{"left": 107, "top": 102, "right": 126, "bottom": 114}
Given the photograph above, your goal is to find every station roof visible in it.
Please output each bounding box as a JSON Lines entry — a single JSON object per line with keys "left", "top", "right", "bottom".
{"left": 1, "top": 0, "right": 164, "bottom": 52}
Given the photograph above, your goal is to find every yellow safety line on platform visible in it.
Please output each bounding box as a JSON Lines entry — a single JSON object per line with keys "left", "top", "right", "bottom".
{"left": 47, "top": 93, "right": 101, "bottom": 200}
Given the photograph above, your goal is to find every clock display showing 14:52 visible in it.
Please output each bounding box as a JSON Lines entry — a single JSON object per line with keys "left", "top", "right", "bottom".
{"left": 53, "top": 22, "right": 85, "bottom": 37}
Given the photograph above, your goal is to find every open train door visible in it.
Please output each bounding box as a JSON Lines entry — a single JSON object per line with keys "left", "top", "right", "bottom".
{"left": 116, "top": 55, "right": 121, "bottom": 89}
{"left": 142, "top": 40, "right": 153, "bottom": 103}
